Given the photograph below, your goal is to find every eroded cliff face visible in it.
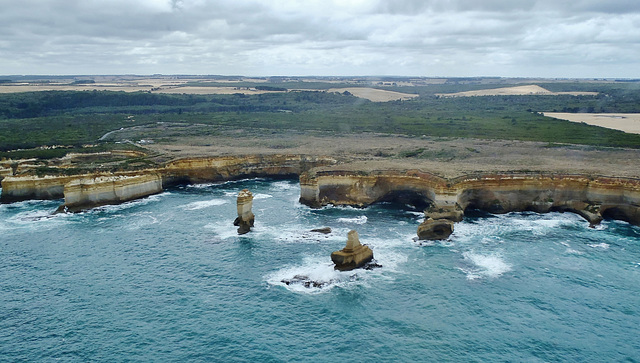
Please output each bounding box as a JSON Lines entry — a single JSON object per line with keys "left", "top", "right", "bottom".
{"left": 0, "top": 166, "right": 13, "bottom": 182}
{"left": 1, "top": 154, "right": 336, "bottom": 212}
{"left": 454, "top": 174, "right": 640, "bottom": 225}
{"left": 300, "top": 170, "right": 444, "bottom": 209}
{"left": 61, "top": 174, "right": 163, "bottom": 212}
{"left": 163, "top": 155, "right": 336, "bottom": 186}
{"left": 3, "top": 153, "right": 639, "bottom": 226}
{"left": 0, "top": 169, "right": 160, "bottom": 204}
{"left": 1, "top": 175, "right": 78, "bottom": 203}
{"left": 299, "top": 171, "right": 640, "bottom": 226}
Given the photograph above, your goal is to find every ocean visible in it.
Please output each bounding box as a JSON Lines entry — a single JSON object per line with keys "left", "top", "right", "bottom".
{"left": 1, "top": 178, "right": 639, "bottom": 362}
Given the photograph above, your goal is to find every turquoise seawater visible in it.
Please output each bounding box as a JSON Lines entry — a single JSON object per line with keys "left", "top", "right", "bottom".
{"left": 1, "top": 179, "right": 639, "bottom": 362}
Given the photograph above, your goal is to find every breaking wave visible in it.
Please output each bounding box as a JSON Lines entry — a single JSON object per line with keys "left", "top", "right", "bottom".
{"left": 337, "top": 215, "right": 368, "bottom": 224}
{"left": 183, "top": 198, "right": 228, "bottom": 210}
{"left": 460, "top": 251, "right": 512, "bottom": 280}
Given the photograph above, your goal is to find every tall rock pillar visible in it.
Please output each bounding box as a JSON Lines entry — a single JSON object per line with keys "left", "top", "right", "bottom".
{"left": 234, "top": 189, "right": 255, "bottom": 234}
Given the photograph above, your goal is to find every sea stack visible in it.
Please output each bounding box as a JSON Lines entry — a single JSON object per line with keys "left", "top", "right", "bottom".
{"left": 233, "top": 189, "right": 255, "bottom": 234}
{"left": 330, "top": 230, "right": 374, "bottom": 271}
{"left": 417, "top": 218, "right": 454, "bottom": 240}
{"left": 416, "top": 202, "right": 461, "bottom": 240}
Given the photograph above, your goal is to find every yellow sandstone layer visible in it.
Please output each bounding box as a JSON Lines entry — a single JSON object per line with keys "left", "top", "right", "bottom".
{"left": 330, "top": 230, "right": 374, "bottom": 271}
{"left": 2, "top": 154, "right": 640, "bottom": 226}
{"left": 300, "top": 170, "right": 640, "bottom": 226}
{"left": 1, "top": 155, "right": 335, "bottom": 211}
{"left": 0, "top": 175, "right": 79, "bottom": 203}
{"left": 60, "top": 174, "right": 163, "bottom": 212}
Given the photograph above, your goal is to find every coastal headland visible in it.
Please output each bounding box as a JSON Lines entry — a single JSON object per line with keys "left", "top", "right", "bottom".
{"left": 2, "top": 148, "right": 639, "bottom": 228}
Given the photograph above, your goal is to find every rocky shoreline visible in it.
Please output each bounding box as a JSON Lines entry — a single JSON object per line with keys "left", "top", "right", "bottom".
{"left": 0, "top": 155, "right": 336, "bottom": 211}
{"left": 2, "top": 154, "right": 639, "bottom": 234}
{"left": 299, "top": 169, "right": 640, "bottom": 227}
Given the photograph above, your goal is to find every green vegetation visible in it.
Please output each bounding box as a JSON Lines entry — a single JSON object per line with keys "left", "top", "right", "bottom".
{"left": 254, "top": 85, "right": 288, "bottom": 92}
{"left": 1, "top": 81, "right": 640, "bottom": 158}
{"left": 0, "top": 143, "right": 145, "bottom": 161}
{"left": 70, "top": 79, "right": 96, "bottom": 85}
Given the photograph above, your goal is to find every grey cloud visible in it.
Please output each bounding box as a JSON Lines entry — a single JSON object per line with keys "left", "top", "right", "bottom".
{"left": 0, "top": 0, "right": 638, "bottom": 77}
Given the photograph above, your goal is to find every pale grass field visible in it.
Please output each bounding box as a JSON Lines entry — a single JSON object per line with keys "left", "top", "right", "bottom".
{"left": 437, "top": 85, "right": 599, "bottom": 97}
{"left": 0, "top": 85, "right": 153, "bottom": 93}
{"left": 327, "top": 87, "right": 419, "bottom": 102}
{"left": 0, "top": 82, "right": 418, "bottom": 102}
{"left": 544, "top": 113, "right": 640, "bottom": 134}
{"left": 153, "top": 86, "right": 283, "bottom": 95}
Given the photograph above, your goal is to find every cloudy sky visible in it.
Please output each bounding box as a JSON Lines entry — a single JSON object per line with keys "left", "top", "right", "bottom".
{"left": 1, "top": 0, "right": 639, "bottom": 77}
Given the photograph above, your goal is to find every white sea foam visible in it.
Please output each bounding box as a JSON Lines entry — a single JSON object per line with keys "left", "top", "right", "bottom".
{"left": 322, "top": 204, "right": 366, "bottom": 212}
{"left": 270, "top": 228, "right": 346, "bottom": 245}
{"left": 222, "top": 191, "right": 272, "bottom": 199}
{"left": 337, "top": 215, "right": 368, "bottom": 224}
{"left": 593, "top": 223, "right": 608, "bottom": 231}
{"left": 204, "top": 220, "right": 240, "bottom": 240}
{"left": 588, "top": 243, "right": 610, "bottom": 249}
{"left": 86, "top": 192, "right": 170, "bottom": 214}
{"left": 185, "top": 182, "right": 219, "bottom": 189}
{"left": 2, "top": 207, "right": 74, "bottom": 230}
{"left": 183, "top": 199, "right": 228, "bottom": 210}
{"left": 361, "top": 234, "right": 414, "bottom": 271}
{"left": 406, "top": 211, "right": 424, "bottom": 217}
{"left": 265, "top": 256, "right": 369, "bottom": 294}
{"left": 122, "top": 212, "right": 160, "bottom": 230}
{"left": 509, "top": 214, "right": 575, "bottom": 235}
{"left": 460, "top": 251, "right": 512, "bottom": 280}
{"left": 265, "top": 229, "right": 414, "bottom": 294}
{"left": 270, "top": 181, "right": 297, "bottom": 191}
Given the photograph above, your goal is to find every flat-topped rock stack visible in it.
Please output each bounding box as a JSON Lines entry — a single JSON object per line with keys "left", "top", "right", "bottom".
{"left": 330, "top": 230, "right": 374, "bottom": 271}
{"left": 233, "top": 189, "right": 255, "bottom": 235}
{"left": 417, "top": 202, "right": 463, "bottom": 240}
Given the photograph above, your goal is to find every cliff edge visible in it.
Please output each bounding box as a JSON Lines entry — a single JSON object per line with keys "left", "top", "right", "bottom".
{"left": 299, "top": 170, "right": 640, "bottom": 227}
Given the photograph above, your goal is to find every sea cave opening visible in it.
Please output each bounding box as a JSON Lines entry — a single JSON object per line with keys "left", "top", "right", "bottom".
{"left": 376, "top": 190, "right": 434, "bottom": 212}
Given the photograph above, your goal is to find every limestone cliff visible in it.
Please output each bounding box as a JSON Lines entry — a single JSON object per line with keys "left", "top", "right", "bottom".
{"left": 1, "top": 154, "right": 336, "bottom": 205}
{"left": 1, "top": 175, "right": 78, "bottom": 203}
{"left": 0, "top": 166, "right": 14, "bottom": 183}
{"left": 300, "top": 169, "right": 444, "bottom": 209}
{"left": 299, "top": 170, "right": 640, "bottom": 226}
{"left": 60, "top": 174, "right": 163, "bottom": 212}
{"left": 3, "top": 153, "right": 640, "bottom": 228}
{"left": 163, "top": 154, "right": 336, "bottom": 186}
{"left": 0, "top": 169, "right": 159, "bottom": 204}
